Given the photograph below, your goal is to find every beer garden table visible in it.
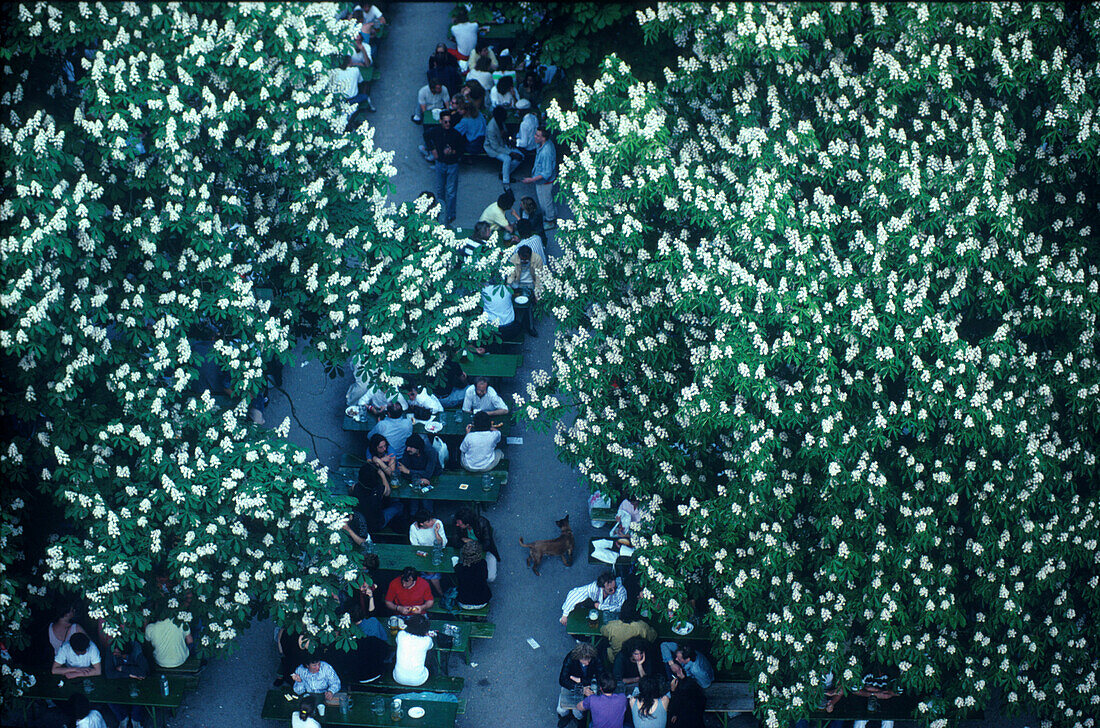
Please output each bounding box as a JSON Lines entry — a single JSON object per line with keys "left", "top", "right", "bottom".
{"left": 372, "top": 542, "right": 458, "bottom": 574}
{"left": 564, "top": 606, "right": 712, "bottom": 644}
{"left": 338, "top": 467, "right": 506, "bottom": 508}
{"left": 18, "top": 674, "right": 187, "bottom": 728}
{"left": 262, "top": 689, "right": 458, "bottom": 727}
{"left": 343, "top": 409, "right": 511, "bottom": 438}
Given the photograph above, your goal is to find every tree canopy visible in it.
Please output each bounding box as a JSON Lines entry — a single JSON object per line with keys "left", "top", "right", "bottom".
{"left": 529, "top": 3, "right": 1100, "bottom": 726}
{"left": 0, "top": 0, "right": 492, "bottom": 695}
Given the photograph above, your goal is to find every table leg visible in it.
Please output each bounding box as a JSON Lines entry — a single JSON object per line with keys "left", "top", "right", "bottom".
{"left": 149, "top": 706, "right": 158, "bottom": 728}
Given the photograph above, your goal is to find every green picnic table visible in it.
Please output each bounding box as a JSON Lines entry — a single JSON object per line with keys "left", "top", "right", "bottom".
{"left": 339, "top": 467, "right": 506, "bottom": 506}
{"left": 479, "top": 22, "right": 523, "bottom": 44}
{"left": 343, "top": 409, "right": 511, "bottom": 438}
{"left": 384, "top": 619, "right": 473, "bottom": 675}
{"left": 564, "top": 606, "right": 712, "bottom": 644}
{"left": 587, "top": 537, "right": 634, "bottom": 567}
{"left": 372, "top": 542, "right": 458, "bottom": 574}
{"left": 262, "top": 689, "right": 458, "bottom": 727}
{"left": 19, "top": 674, "right": 187, "bottom": 728}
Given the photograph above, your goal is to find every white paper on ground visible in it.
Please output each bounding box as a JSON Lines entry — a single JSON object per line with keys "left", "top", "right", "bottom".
{"left": 506, "top": 437, "right": 523, "bottom": 445}
{"left": 527, "top": 638, "right": 540, "bottom": 649}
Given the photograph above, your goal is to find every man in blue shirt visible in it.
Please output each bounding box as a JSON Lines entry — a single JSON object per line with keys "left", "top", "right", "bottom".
{"left": 454, "top": 109, "right": 487, "bottom": 154}
{"left": 368, "top": 403, "right": 413, "bottom": 459}
{"left": 291, "top": 655, "right": 341, "bottom": 702}
{"left": 660, "top": 642, "right": 715, "bottom": 689}
{"left": 522, "top": 127, "right": 557, "bottom": 229}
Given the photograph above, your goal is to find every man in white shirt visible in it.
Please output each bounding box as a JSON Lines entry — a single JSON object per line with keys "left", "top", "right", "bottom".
{"left": 52, "top": 633, "right": 102, "bottom": 678}
{"left": 331, "top": 56, "right": 374, "bottom": 116}
{"left": 515, "top": 103, "right": 539, "bottom": 162}
{"left": 559, "top": 573, "right": 628, "bottom": 625}
{"left": 450, "top": 9, "right": 480, "bottom": 60}
{"left": 412, "top": 78, "right": 449, "bottom": 125}
{"left": 463, "top": 377, "right": 509, "bottom": 415}
{"left": 481, "top": 282, "right": 531, "bottom": 342}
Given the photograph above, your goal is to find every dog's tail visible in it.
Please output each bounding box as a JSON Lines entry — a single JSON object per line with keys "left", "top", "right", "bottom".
{"left": 518, "top": 537, "right": 533, "bottom": 549}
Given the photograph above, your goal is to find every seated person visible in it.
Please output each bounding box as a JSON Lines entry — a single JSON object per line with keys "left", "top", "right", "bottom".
{"left": 292, "top": 700, "right": 322, "bottom": 728}
{"left": 144, "top": 612, "right": 193, "bottom": 669}
{"left": 436, "top": 360, "right": 470, "bottom": 409}
{"left": 463, "top": 377, "right": 509, "bottom": 415}
{"left": 412, "top": 75, "right": 449, "bottom": 125}
{"left": 291, "top": 654, "right": 341, "bottom": 703}
{"left": 399, "top": 434, "right": 442, "bottom": 486}
{"left": 506, "top": 243, "right": 544, "bottom": 298}
{"left": 489, "top": 74, "right": 519, "bottom": 110}
{"left": 559, "top": 572, "right": 628, "bottom": 625}
{"left": 466, "top": 54, "right": 496, "bottom": 94}
{"left": 330, "top": 55, "right": 374, "bottom": 117}
{"left": 392, "top": 614, "right": 433, "bottom": 687}
{"left": 480, "top": 190, "right": 516, "bottom": 236}
{"left": 460, "top": 411, "right": 504, "bottom": 472}
{"left": 347, "top": 367, "right": 407, "bottom": 415}
{"left": 66, "top": 694, "right": 108, "bottom": 728}
{"left": 52, "top": 632, "right": 102, "bottom": 678}
{"left": 276, "top": 627, "right": 313, "bottom": 688}
{"left": 667, "top": 676, "right": 706, "bottom": 727}
{"left": 851, "top": 666, "right": 902, "bottom": 728}
{"left": 368, "top": 433, "right": 397, "bottom": 477}
{"left": 660, "top": 642, "right": 715, "bottom": 689}
{"left": 47, "top": 603, "right": 87, "bottom": 661}
{"left": 511, "top": 217, "right": 546, "bottom": 263}
{"left": 600, "top": 600, "right": 657, "bottom": 662}
{"left": 453, "top": 506, "right": 501, "bottom": 582}
{"left": 557, "top": 642, "right": 605, "bottom": 727}
{"left": 348, "top": 462, "right": 401, "bottom": 536}
{"left": 409, "top": 509, "right": 448, "bottom": 596}
{"left": 406, "top": 384, "right": 444, "bottom": 417}
{"left": 454, "top": 541, "right": 492, "bottom": 609}
{"left": 462, "top": 220, "right": 494, "bottom": 261}
{"left": 471, "top": 42, "right": 499, "bottom": 72}
{"left": 350, "top": 34, "right": 373, "bottom": 68}
{"left": 323, "top": 610, "right": 390, "bottom": 686}
{"left": 367, "top": 403, "right": 413, "bottom": 459}
{"left": 519, "top": 72, "right": 543, "bottom": 108}
{"left": 355, "top": 3, "right": 386, "bottom": 35}
{"left": 385, "top": 567, "right": 434, "bottom": 615}
{"left": 449, "top": 9, "right": 479, "bottom": 61}
{"left": 485, "top": 106, "right": 523, "bottom": 184}
{"left": 103, "top": 639, "right": 149, "bottom": 727}
{"left": 428, "top": 43, "right": 461, "bottom": 102}
{"left": 609, "top": 496, "right": 643, "bottom": 545}
{"left": 481, "top": 281, "right": 532, "bottom": 341}
{"left": 461, "top": 79, "right": 486, "bottom": 112}
{"left": 630, "top": 675, "right": 671, "bottom": 728}
{"left": 573, "top": 675, "right": 627, "bottom": 728}
{"left": 454, "top": 100, "right": 487, "bottom": 154}
{"left": 613, "top": 636, "right": 661, "bottom": 691}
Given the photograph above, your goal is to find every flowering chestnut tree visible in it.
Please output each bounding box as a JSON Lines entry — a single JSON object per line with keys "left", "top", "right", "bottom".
{"left": 0, "top": 1, "right": 487, "bottom": 691}
{"left": 526, "top": 4, "right": 1100, "bottom": 727}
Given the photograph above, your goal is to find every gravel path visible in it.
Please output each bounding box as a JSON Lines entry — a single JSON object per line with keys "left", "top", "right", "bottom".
{"left": 169, "top": 4, "right": 593, "bottom": 727}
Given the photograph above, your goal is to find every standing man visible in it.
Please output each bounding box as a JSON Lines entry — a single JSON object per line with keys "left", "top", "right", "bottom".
{"left": 426, "top": 111, "right": 465, "bottom": 226}
{"left": 522, "top": 127, "right": 557, "bottom": 229}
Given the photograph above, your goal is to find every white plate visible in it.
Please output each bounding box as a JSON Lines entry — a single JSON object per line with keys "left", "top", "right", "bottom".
{"left": 424, "top": 421, "right": 443, "bottom": 433}
{"left": 672, "top": 621, "right": 695, "bottom": 636}
{"left": 408, "top": 706, "right": 426, "bottom": 719}
{"left": 514, "top": 295, "right": 529, "bottom": 305}
{"left": 345, "top": 406, "right": 359, "bottom": 418}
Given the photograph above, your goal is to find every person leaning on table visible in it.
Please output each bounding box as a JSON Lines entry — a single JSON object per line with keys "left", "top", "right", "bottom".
{"left": 52, "top": 632, "right": 102, "bottom": 678}
{"left": 291, "top": 653, "right": 341, "bottom": 704}
{"left": 559, "top": 571, "right": 628, "bottom": 625}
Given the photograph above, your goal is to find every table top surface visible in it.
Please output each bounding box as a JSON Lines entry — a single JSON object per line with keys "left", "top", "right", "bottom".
{"left": 263, "top": 689, "right": 458, "bottom": 727}
{"left": 457, "top": 352, "right": 521, "bottom": 378}
{"left": 338, "top": 467, "right": 505, "bottom": 504}
{"left": 564, "top": 607, "right": 712, "bottom": 643}
{"left": 372, "top": 542, "right": 458, "bottom": 574}
{"left": 344, "top": 409, "right": 512, "bottom": 437}
{"left": 23, "top": 674, "right": 187, "bottom": 708}
{"left": 385, "top": 619, "right": 471, "bottom": 655}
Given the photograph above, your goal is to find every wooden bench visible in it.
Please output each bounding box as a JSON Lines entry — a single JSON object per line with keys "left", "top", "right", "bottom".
{"left": 428, "top": 603, "right": 490, "bottom": 622}
{"left": 351, "top": 673, "right": 464, "bottom": 694}
{"left": 704, "top": 682, "right": 754, "bottom": 726}
{"left": 468, "top": 622, "right": 495, "bottom": 639}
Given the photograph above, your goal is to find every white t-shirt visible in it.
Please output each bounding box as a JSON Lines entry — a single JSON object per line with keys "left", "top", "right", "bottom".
{"left": 55, "top": 640, "right": 101, "bottom": 668}
{"left": 481, "top": 285, "right": 514, "bottom": 327}
{"left": 451, "top": 21, "right": 479, "bottom": 57}
{"left": 460, "top": 430, "right": 502, "bottom": 470}
{"left": 292, "top": 714, "right": 322, "bottom": 728}
{"left": 331, "top": 67, "right": 363, "bottom": 99}
{"left": 409, "top": 520, "right": 448, "bottom": 548}
{"left": 467, "top": 69, "right": 495, "bottom": 92}
{"left": 359, "top": 4, "right": 383, "bottom": 24}
{"left": 393, "top": 631, "right": 433, "bottom": 686}
{"left": 76, "top": 711, "right": 109, "bottom": 728}
{"left": 516, "top": 113, "right": 539, "bottom": 150}
{"left": 351, "top": 44, "right": 372, "bottom": 66}
{"left": 490, "top": 87, "right": 518, "bottom": 110}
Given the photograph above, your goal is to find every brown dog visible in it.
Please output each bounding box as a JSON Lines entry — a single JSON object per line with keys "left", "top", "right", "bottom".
{"left": 519, "top": 515, "right": 574, "bottom": 575}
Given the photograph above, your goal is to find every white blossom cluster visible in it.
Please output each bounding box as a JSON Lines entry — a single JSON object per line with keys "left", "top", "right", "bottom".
{"left": 528, "top": 4, "right": 1100, "bottom": 727}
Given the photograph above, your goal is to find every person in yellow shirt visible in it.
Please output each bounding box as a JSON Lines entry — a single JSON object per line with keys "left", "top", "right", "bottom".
{"left": 479, "top": 190, "right": 516, "bottom": 238}
{"left": 144, "top": 616, "right": 193, "bottom": 669}
{"left": 599, "top": 601, "right": 657, "bottom": 663}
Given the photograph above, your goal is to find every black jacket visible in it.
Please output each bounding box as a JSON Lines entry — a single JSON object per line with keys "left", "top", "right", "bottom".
{"left": 558, "top": 653, "right": 606, "bottom": 690}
